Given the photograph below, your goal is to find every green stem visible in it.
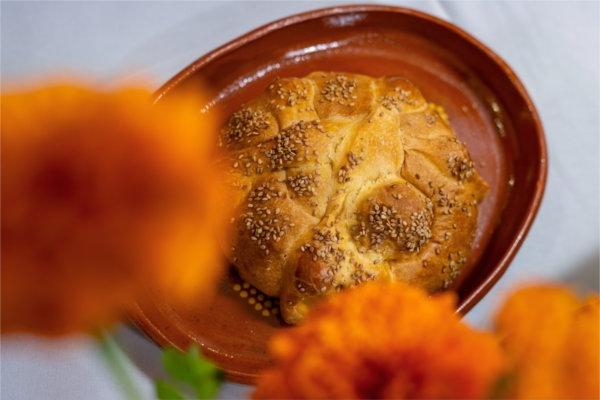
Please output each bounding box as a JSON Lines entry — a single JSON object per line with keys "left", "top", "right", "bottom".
{"left": 96, "top": 330, "right": 143, "bottom": 400}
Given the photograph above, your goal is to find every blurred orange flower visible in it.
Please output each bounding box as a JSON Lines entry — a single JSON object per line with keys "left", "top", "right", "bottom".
{"left": 495, "top": 286, "right": 599, "bottom": 399}
{"left": 254, "top": 282, "right": 506, "bottom": 399}
{"left": 1, "top": 83, "right": 229, "bottom": 336}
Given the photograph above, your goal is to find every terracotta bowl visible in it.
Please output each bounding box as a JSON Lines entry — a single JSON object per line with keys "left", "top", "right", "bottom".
{"left": 131, "top": 5, "right": 547, "bottom": 384}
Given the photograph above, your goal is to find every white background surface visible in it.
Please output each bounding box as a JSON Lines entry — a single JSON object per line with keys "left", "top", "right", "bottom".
{"left": 1, "top": 1, "right": 598, "bottom": 399}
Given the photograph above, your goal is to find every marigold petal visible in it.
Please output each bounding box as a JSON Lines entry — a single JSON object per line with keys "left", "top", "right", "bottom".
{"left": 495, "top": 286, "right": 600, "bottom": 399}
{"left": 254, "top": 282, "right": 506, "bottom": 399}
{"left": 1, "top": 83, "right": 229, "bottom": 335}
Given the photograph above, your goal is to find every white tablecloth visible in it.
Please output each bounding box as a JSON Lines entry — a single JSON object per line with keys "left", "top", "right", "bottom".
{"left": 2, "top": 1, "right": 598, "bottom": 399}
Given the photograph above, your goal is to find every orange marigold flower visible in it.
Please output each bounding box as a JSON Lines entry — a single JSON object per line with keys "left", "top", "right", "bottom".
{"left": 1, "top": 83, "right": 229, "bottom": 336}
{"left": 254, "top": 282, "right": 506, "bottom": 399}
{"left": 495, "top": 286, "right": 600, "bottom": 399}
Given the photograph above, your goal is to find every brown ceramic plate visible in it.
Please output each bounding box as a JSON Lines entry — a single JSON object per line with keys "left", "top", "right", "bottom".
{"left": 130, "top": 5, "right": 547, "bottom": 384}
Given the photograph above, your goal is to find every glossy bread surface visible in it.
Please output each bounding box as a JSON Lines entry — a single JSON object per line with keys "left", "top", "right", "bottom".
{"left": 220, "top": 72, "right": 488, "bottom": 323}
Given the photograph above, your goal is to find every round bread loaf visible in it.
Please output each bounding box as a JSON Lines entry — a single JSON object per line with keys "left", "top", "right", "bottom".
{"left": 219, "top": 72, "right": 487, "bottom": 324}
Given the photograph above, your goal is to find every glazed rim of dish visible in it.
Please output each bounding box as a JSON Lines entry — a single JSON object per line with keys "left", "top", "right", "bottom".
{"left": 154, "top": 4, "right": 547, "bottom": 314}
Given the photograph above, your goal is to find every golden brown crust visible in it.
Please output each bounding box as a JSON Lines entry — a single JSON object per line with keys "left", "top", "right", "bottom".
{"left": 220, "top": 72, "right": 488, "bottom": 323}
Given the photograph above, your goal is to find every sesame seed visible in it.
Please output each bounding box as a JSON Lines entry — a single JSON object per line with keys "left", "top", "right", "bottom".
{"left": 286, "top": 173, "right": 317, "bottom": 197}
{"left": 357, "top": 200, "right": 433, "bottom": 252}
{"left": 432, "top": 186, "right": 458, "bottom": 214}
{"left": 264, "top": 120, "right": 319, "bottom": 170}
{"left": 380, "top": 89, "right": 412, "bottom": 111}
{"left": 225, "top": 108, "right": 270, "bottom": 144}
{"left": 337, "top": 166, "right": 350, "bottom": 183}
{"left": 425, "top": 112, "right": 438, "bottom": 125}
{"left": 270, "top": 80, "right": 309, "bottom": 107}
{"left": 240, "top": 182, "right": 292, "bottom": 255}
{"left": 447, "top": 154, "right": 475, "bottom": 181}
{"left": 301, "top": 228, "right": 345, "bottom": 264}
{"left": 347, "top": 152, "right": 361, "bottom": 168}
{"left": 321, "top": 75, "right": 358, "bottom": 106}
{"left": 350, "top": 264, "right": 376, "bottom": 286}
